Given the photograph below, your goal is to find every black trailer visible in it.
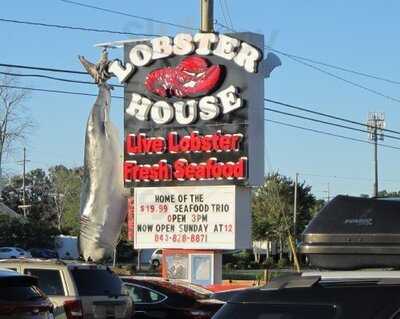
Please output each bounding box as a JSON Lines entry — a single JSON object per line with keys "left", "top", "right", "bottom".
{"left": 300, "top": 195, "right": 400, "bottom": 269}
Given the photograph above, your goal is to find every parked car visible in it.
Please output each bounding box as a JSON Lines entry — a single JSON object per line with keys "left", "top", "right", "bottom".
{"left": 122, "top": 277, "right": 224, "bottom": 319}
{"left": 149, "top": 249, "right": 162, "bottom": 268}
{"left": 29, "top": 248, "right": 59, "bottom": 259}
{"left": 212, "top": 271, "right": 400, "bottom": 319}
{"left": 0, "top": 247, "right": 32, "bottom": 259}
{"left": 0, "top": 267, "right": 54, "bottom": 318}
{"left": 0, "top": 259, "right": 132, "bottom": 319}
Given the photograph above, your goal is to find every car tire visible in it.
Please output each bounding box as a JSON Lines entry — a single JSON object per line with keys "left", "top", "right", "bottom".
{"left": 152, "top": 260, "right": 160, "bottom": 268}
{"left": 10, "top": 256, "right": 16, "bottom": 259}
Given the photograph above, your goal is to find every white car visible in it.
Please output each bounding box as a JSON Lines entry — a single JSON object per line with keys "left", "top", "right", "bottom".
{"left": 149, "top": 249, "right": 162, "bottom": 267}
{"left": 0, "top": 247, "right": 32, "bottom": 259}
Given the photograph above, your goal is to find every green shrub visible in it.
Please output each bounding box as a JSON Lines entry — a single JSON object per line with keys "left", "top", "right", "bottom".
{"left": 277, "top": 258, "right": 289, "bottom": 268}
{"left": 262, "top": 257, "right": 275, "bottom": 268}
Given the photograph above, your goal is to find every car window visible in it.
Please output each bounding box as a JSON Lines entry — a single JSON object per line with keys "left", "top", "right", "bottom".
{"left": 213, "top": 303, "right": 336, "bottom": 319}
{"left": 24, "top": 268, "right": 65, "bottom": 296}
{"left": 70, "top": 268, "right": 123, "bottom": 296}
{"left": 15, "top": 248, "right": 24, "bottom": 253}
{"left": 0, "top": 248, "right": 12, "bottom": 253}
{"left": 0, "top": 277, "right": 43, "bottom": 302}
{"left": 125, "top": 284, "right": 166, "bottom": 304}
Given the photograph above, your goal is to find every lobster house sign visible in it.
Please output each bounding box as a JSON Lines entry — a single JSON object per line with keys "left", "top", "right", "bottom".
{"left": 109, "top": 32, "right": 264, "bottom": 187}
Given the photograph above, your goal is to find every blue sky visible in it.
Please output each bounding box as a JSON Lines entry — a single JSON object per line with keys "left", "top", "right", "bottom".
{"left": 1, "top": 0, "right": 400, "bottom": 198}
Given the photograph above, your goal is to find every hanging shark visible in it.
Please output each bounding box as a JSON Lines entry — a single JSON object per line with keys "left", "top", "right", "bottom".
{"left": 78, "top": 54, "right": 126, "bottom": 262}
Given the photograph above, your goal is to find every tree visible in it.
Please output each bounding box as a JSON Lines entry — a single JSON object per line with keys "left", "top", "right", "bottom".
{"left": 0, "top": 215, "right": 60, "bottom": 249}
{"left": 252, "top": 173, "right": 316, "bottom": 260}
{"left": 377, "top": 190, "right": 400, "bottom": 198}
{"left": 48, "top": 165, "right": 81, "bottom": 232}
{"left": 0, "top": 74, "right": 35, "bottom": 183}
{"left": 1, "top": 165, "right": 82, "bottom": 233}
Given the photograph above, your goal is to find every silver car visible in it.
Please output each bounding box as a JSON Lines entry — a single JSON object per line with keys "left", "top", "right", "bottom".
{"left": 0, "top": 259, "right": 132, "bottom": 319}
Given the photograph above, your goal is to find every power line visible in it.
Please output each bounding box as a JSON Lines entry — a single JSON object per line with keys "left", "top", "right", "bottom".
{"left": 0, "top": 63, "right": 86, "bottom": 75}
{"left": 0, "top": 70, "right": 124, "bottom": 87}
{"left": 284, "top": 54, "right": 400, "bottom": 104}
{"left": 3, "top": 77, "right": 400, "bottom": 142}
{"left": 0, "top": 17, "right": 160, "bottom": 37}
{"left": 223, "top": 0, "right": 234, "bottom": 30}
{"left": 218, "top": 0, "right": 230, "bottom": 31}
{"left": 265, "top": 98, "right": 400, "bottom": 136}
{"left": 266, "top": 118, "right": 400, "bottom": 151}
{"left": 0, "top": 84, "right": 123, "bottom": 99}
{"left": 3, "top": 84, "right": 400, "bottom": 151}
{"left": 265, "top": 107, "right": 400, "bottom": 141}
{"left": 215, "top": 21, "right": 400, "bottom": 104}
{"left": 297, "top": 172, "right": 400, "bottom": 183}
{"left": 0, "top": 71, "right": 94, "bottom": 86}
{"left": 4, "top": 61, "right": 400, "bottom": 138}
{"left": 59, "top": 0, "right": 197, "bottom": 31}
{"left": 267, "top": 46, "right": 400, "bottom": 86}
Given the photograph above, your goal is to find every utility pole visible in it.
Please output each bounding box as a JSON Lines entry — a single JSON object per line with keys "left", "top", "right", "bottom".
{"left": 17, "top": 147, "right": 31, "bottom": 217}
{"left": 367, "top": 113, "right": 385, "bottom": 197}
{"left": 293, "top": 173, "right": 299, "bottom": 239}
{"left": 327, "top": 182, "right": 330, "bottom": 202}
{"left": 200, "top": 0, "right": 214, "bottom": 32}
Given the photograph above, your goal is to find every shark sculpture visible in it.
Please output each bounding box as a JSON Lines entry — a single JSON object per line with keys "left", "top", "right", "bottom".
{"left": 78, "top": 50, "right": 126, "bottom": 262}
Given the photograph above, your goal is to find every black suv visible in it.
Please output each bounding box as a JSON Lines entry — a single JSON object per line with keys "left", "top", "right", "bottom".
{"left": 212, "top": 272, "right": 400, "bottom": 319}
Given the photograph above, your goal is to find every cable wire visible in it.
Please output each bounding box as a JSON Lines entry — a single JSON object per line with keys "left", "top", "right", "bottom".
{"left": 215, "top": 21, "right": 400, "bottom": 103}
{"left": 266, "top": 46, "right": 400, "bottom": 86}
{"left": 3, "top": 61, "right": 400, "bottom": 138}
{"left": 0, "top": 17, "right": 160, "bottom": 37}
{"left": 0, "top": 84, "right": 124, "bottom": 99}
{"left": 223, "top": 0, "right": 234, "bottom": 30}
{"left": 0, "top": 63, "right": 86, "bottom": 75}
{"left": 218, "top": 0, "right": 230, "bottom": 31}
{"left": 0, "top": 70, "right": 124, "bottom": 87}
{"left": 59, "top": 0, "right": 197, "bottom": 31}
{"left": 264, "top": 107, "right": 400, "bottom": 141}
{"left": 266, "top": 118, "right": 400, "bottom": 150}
{"left": 3, "top": 84, "right": 400, "bottom": 151}
{"left": 265, "top": 98, "right": 400, "bottom": 136}
{"left": 284, "top": 54, "right": 400, "bottom": 104}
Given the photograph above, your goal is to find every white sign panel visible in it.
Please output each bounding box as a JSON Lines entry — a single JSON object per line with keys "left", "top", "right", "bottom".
{"left": 134, "top": 186, "right": 238, "bottom": 249}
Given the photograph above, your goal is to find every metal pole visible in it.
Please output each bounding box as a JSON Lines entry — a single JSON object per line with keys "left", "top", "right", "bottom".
{"left": 200, "top": 0, "right": 214, "bottom": 32}
{"left": 293, "top": 173, "right": 298, "bottom": 239}
{"left": 327, "top": 182, "right": 330, "bottom": 201}
{"left": 22, "top": 147, "right": 26, "bottom": 218}
{"left": 374, "top": 125, "right": 378, "bottom": 197}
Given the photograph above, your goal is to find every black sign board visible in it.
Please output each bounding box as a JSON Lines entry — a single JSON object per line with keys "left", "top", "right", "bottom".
{"left": 119, "top": 32, "right": 264, "bottom": 187}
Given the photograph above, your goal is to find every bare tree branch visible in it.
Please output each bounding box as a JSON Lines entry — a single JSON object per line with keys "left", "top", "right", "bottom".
{"left": 0, "top": 73, "right": 35, "bottom": 183}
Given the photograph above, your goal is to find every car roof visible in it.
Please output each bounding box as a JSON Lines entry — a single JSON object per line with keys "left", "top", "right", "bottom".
{"left": 229, "top": 272, "right": 400, "bottom": 304}
{"left": 0, "top": 258, "right": 108, "bottom": 269}
{"left": 303, "top": 270, "right": 400, "bottom": 280}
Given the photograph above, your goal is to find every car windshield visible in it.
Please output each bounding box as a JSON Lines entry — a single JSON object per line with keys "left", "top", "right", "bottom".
{"left": 213, "top": 303, "right": 337, "bottom": 319}
{"left": 71, "top": 268, "right": 123, "bottom": 296}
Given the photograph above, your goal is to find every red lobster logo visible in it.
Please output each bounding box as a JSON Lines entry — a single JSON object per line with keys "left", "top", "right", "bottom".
{"left": 145, "top": 56, "right": 221, "bottom": 98}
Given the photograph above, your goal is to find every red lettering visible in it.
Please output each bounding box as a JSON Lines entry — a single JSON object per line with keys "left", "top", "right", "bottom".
{"left": 124, "top": 161, "right": 172, "bottom": 182}
{"left": 166, "top": 131, "right": 242, "bottom": 153}
{"left": 125, "top": 133, "right": 166, "bottom": 154}
{"left": 172, "top": 157, "right": 247, "bottom": 181}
